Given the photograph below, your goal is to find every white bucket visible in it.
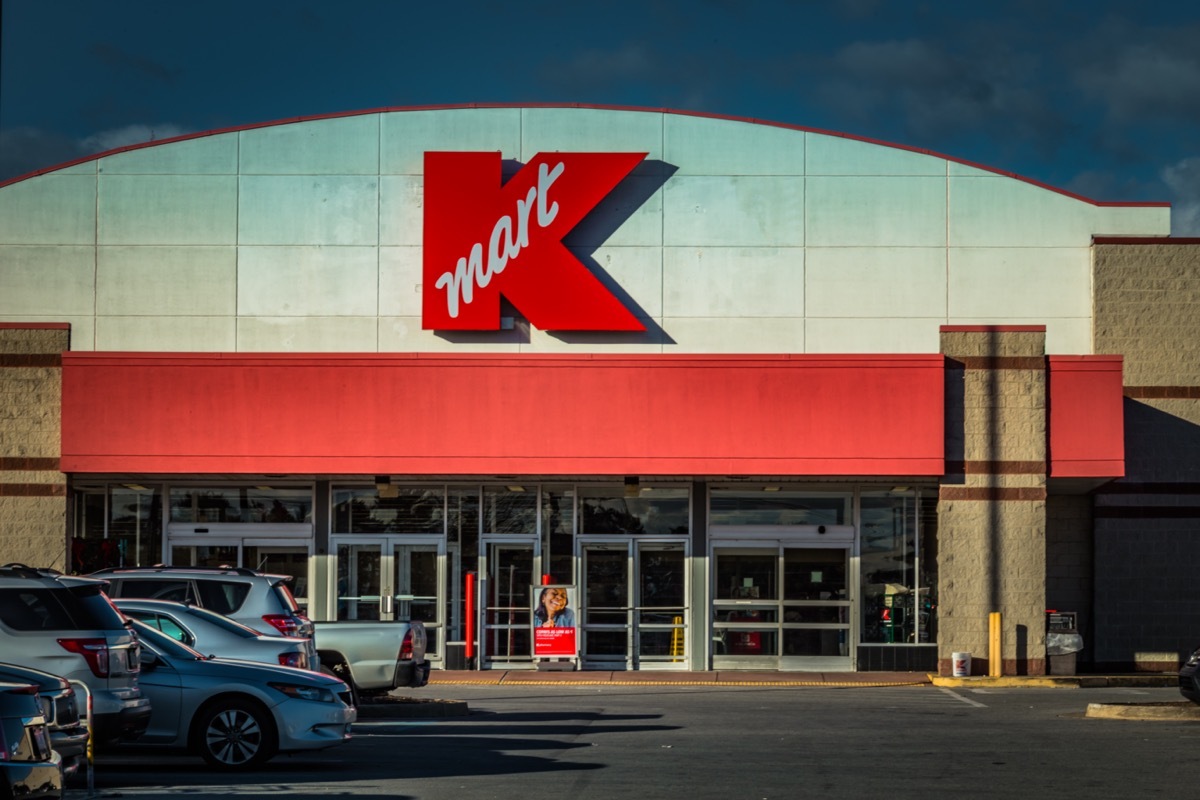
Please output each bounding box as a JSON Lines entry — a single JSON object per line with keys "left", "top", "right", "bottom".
{"left": 952, "top": 651, "right": 971, "bottom": 677}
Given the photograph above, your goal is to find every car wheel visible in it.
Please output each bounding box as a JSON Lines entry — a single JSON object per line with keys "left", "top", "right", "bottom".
{"left": 320, "top": 664, "right": 360, "bottom": 708}
{"left": 193, "top": 698, "right": 278, "bottom": 769}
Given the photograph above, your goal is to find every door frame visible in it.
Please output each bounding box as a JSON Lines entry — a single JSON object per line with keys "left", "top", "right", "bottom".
{"left": 479, "top": 536, "right": 540, "bottom": 668}
{"left": 578, "top": 537, "right": 690, "bottom": 671}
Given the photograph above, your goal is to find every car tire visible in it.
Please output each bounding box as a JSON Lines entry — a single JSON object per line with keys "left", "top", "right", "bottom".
{"left": 319, "top": 664, "right": 360, "bottom": 708}
{"left": 192, "top": 698, "right": 278, "bottom": 770}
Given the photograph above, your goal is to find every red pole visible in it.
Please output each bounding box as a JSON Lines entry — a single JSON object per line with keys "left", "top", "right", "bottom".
{"left": 542, "top": 574, "right": 553, "bottom": 585}
{"left": 464, "top": 571, "right": 476, "bottom": 662}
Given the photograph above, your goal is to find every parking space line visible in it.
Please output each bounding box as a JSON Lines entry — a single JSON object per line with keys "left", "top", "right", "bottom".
{"left": 939, "top": 687, "right": 987, "bottom": 707}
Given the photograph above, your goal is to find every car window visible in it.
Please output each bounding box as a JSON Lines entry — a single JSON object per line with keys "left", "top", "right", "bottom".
{"left": 270, "top": 581, "right": 301, "bottom": 613}
{"left": 0, "top": 585, "right": 126, "bottom": 631}
{"left": 129, "top": 619, "right": 204, "bottom": 660}
{"left": 195, "top": 581, "right": 251, "bottom": 616}
{"left": 123, "top": 610, "right": 194, "bottom": 646}
{"left": 186, "top": 607, "right": 259, "bottom": 639}
{"left": 112, "top": 579, "right": 194, "bottom": 604}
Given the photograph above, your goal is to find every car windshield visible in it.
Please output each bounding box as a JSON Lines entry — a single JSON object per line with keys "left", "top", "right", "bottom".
{"left": 0, "top": 583, "right": 127, "bottom": 631}
{"left": 129, "top": 618, "right": 207, "bottom": 660}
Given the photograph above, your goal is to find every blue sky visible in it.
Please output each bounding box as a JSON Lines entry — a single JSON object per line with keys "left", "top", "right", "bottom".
{"left": 2, "top": 0, "right": 1198, "bottom": 232}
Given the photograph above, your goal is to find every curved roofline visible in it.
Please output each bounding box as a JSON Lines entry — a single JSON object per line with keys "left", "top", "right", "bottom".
{"left": 0, "top": 102, "right": 1170, "bottom": 208}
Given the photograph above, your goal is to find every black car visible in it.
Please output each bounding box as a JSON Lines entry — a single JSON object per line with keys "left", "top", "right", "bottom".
{"left": 0, "top": 681, "right": 62, "bottom": 800}
{"left": 0, "top": 664, "right": 88, "bottom": 778}
{"left": 1179, "top": 646, "right": 1200, "bottom": 703}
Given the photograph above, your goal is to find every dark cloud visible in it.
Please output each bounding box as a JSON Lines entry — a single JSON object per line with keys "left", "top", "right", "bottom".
{"left": 1071, "top": 23, "right": 1200, "bottom": 125}
{"left": 1162, "top": 157, "right": 1200, "bottom": 236}
{"left": 90, "top": 43, "right": 182, "bottom": 85}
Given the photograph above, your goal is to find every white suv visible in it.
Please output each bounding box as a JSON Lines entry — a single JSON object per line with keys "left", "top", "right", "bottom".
{"left": 0, "top": 564, "right": 151, "bottom": 746}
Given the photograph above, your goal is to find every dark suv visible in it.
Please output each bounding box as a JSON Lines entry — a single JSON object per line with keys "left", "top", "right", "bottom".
{"left": 89, "top": 566, "right": 316, "bottom": 663}
{"left": 0, "top": 565, "right": 150, "bottom": 746}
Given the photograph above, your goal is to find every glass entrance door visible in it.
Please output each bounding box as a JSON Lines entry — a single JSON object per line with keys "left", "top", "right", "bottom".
{"left": 334, "top": 538, "right": 445, "bottom": 659}
{"left": 581, "top": 541, "right": 688, "bottom": 670}
{"left": 481, "top": 541, "right": 536, "bottom": 665}
{"left": 713, "top": 545, "right": 853, "bottom": 671}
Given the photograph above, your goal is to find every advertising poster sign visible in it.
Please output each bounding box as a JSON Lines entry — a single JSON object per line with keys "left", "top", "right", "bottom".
{"left": 532, "top": 584, "right": 578, "bottom": 657}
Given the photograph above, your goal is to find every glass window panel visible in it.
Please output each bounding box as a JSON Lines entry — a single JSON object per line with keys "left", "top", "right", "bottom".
{"left": 638, "top": 629, "right": 684, "bottom": 658}
{"left": 485, "top": 625, "right": 530, "bottom": 659}
{"left": 584, "top": 630, "right": 627, "bottom": 656}
{"left": 783, "top": 606, "right": 849, "bottom": 624}
{"left": 71, "top": 485, "right": 164, "bottom": 571}
{"left": 860, "top": 490, "right": 918, "bottom": 644}
{"left": 723, "top": 628, "right": 777, "bottom": 656}
{"left": 169, "top": 487, "right": 311, "bottom": 524}
{"left": 244, "top": 547, "right": 309, "bottom": 606}
{"left": 784, "top": 549, "right": 847, "bottom": 600}
{"left": 783, "top": 628, "right": 846, "bottom": 657}
{"left": 332, "top": 486, "right": 444, "bottom": 534}
{"left": 639, "top": 548, "right": 685, "bottom": 607}
{"left": 337, "top": 544, "right": 382, "bottom": 621}
{"left": 542, "top": 486, "right": 575, "bottom": 584}
{"left": 584, "top": 550, "right": 628, "bottom": 607}
{"left": 172, "top": 545, "right": 238, "bottom": 569}
{"left": 579, "top": 487, "right": 689, "bottom": 535}
{"left": 483, "top": 487, "right": 537, "bottom": 534}
{"left": 713, "top": 607, "right": 778, "bottom": 624}
{"left": 714, "top": 553, "right": 777, "bottom": 600}
{"left": 919, "top": 492, "right": 939, "bottom": 643}
{"left": 709, "top": 490, "right": 849, "bottom": 525}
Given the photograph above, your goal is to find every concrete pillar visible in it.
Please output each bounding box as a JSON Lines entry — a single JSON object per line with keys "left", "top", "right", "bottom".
{"left": 0, "top": 324, "right": 70, "bottom": 570}
{"left": 937, "top": 326, "right": 1048, "bottom": 676}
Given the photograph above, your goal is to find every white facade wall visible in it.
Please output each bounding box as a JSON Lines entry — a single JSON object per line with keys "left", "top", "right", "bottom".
{"left": 0, "top": 107, "right": 1171, "bottom": 353}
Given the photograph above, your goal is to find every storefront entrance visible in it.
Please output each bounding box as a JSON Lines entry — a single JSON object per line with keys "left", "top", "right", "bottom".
{"left": 711, "top": 540, "right": 854, "bottom": 671}
{"left": 334, "top": 537, "right": 443, "bottom": 655}
{"left": 580, "top": 540, "right": 688, "bottom": 670}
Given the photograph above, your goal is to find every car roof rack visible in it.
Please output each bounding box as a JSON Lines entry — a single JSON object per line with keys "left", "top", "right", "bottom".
{"left": 95, "top": 564, "right": 262, "bottom": 576}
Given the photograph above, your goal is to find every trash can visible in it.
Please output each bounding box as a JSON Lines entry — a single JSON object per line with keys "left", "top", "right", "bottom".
{"left": 1046, "top": 611, "right": 1083, "bottom": 675}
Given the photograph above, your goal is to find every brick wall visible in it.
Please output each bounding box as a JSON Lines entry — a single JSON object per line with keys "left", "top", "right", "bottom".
{"left": 938, "top": 327, "right": 1047, "bottom": 675}
{"left": 1092, "top": 242, "right": 1200, "bottom": 670}
{"left": 0, "top": 325, "right": 69, "bottom": 570}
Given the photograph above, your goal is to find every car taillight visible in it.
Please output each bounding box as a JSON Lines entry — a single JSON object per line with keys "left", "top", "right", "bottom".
{"left": 278, "top": 651, "right": 308, "bottom": 669}
{"left": 399, "top": 629, "right": 413, "bottom": 661}
{"left": 57, "top": 638, "right": 111, "bottom": 677}
{"left": 262, "top": 614, "right": 302, "bottom": 636}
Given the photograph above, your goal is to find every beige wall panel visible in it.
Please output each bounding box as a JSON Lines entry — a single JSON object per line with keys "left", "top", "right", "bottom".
{"left": 98, "top": 246, "right": 236, "bottom": 317}
{"left": 806, "top": 176, "right": 946, "bottom": 247}
{"left": 521, "top": 108, "right": 665, "bottom": 175}
{"left": 379, "top": 247, "right": 423, "bottom": 318}
{"left": 379, "top": 176, "right": 424, "bottom": 247}
{"left": 806, "top": 247, "right": 945, "bottom": 318}
{"left": 380, "top": 108, "right": 523, "bottom": 174}
{"left": 664, "top": 115, "right": 804, "bottom": 176}
{"left": 664, "top": 316, "right": 806, "bottom": 353}
{"left": 95, "top": 315, "right": 236, "bottom": 351}
{"left": 236, "top": 316, "right": 377, "bottom": 352}
{"left": 238, "top": 176, "right": 378, "bottom": 246}
{"left": 805, "top": 317, "right": 941, "bottom": 354}
{"left": 0, "top": 176, "right": 97, "bottom": 245}
{"left": 808, "top": 133, "right": 946, "bottom": 176}
{"left": 564, "top": 176, "right": 663, "bottom": 248}
{"left": 378, "top": 317, "right": 524, "bottom": 352}
{"left": 237, "top": 246, "right": 378, "bottom": 317}
{"left": 240, "top": 115, "right": 379, "bottom": 175}
{"left": 0, "top": 246, "right": 95, "bottom": 316}
{"left": 98, "top": 134, "right": 238, "bottom": 175}
{"left": 663, "top": 247, "right": 802, "bottom": 318}
{"left": 99, "top": 175, "right": 237, "bottom": 246}
{"left": 0, "top": 497, "right": 67, "bottom": 571}
{"left": 663, "top": 176, "right": 804, "bottom": 247}
{"left": 949, "top": 248, "right": 1091, "bottom": 319}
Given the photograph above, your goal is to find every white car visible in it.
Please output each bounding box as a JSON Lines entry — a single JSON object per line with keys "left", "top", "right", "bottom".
{"left": 128, "top": 619, "right": 355, "bottom": 769}
{"left": 113, "top": 598, "right": 312, "bottom": 671}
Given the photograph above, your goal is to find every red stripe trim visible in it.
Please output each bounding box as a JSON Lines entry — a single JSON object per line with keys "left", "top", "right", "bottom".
{"left": 1124, "top": 386, "right": 1200, "bottom": 398}
{"left": 0, "top": 458, "right": 59, "bottom": 471}
{"left": 0, "top": 484, "right": 66, "bottom": 497}
{"left": 940, "top": 325, "right": 1047, "bottom": 333}
{"left": 945, "top": 461, "right": 1046, "bottom": 475}
{"left": 0, "top": 105, "right": 1168, "bottom": 208}
{"left": 0, "top": 354, "right": 61, "bottom": 367}
{"left": 946, "top": 356, "right": 1045, "bottom": 370}
{"left": 1093, "top": 237, "right": 1200, "bottom": 245}
{"left": 939, "top": 486, "right": 1047, "bottom": 501}
{"left": 0, "top": 323, "right": 71, "bottom": 330}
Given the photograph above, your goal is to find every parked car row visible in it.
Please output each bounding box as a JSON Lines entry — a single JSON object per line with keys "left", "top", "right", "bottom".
{"left": 0, "top": 561, "right": 428, "bottom": 797}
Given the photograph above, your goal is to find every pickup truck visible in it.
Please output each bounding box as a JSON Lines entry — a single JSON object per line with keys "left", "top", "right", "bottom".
{"left": 314, "top": 620, "right": 430, "bottom": 698}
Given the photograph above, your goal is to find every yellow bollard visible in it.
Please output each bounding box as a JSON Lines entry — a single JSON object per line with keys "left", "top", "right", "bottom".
{"left": 989, "top": 612, "right": 1002, "bottom": 677}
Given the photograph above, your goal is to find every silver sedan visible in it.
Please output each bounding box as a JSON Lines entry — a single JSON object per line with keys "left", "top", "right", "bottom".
{"left": 127, "top": 619, "right": 355, "bottom": 769}
{"left": 113, "top": 598, "right": 312, "bottom": 671}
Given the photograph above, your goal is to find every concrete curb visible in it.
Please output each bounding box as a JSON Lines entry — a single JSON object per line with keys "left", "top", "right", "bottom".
{"left": 929, "top": 674, "right": 1177, "bottom": 689}
{"left": 1086, "top": 701, "right": 1200, "bottom": 721}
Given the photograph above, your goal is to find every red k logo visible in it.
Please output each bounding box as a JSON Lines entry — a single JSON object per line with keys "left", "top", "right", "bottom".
{"left": 423, "top": 151, "right": 647, "bottom": 331}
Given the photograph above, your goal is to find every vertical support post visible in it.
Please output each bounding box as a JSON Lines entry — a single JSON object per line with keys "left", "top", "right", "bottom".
{"left": 989, "top": 611, "right": 1002, "bottom": 677}
{"left": 464, "top": 571, "right": 476, "bottom": 667}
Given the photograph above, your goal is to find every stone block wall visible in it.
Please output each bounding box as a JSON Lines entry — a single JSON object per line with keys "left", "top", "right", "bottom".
{"left": 1092, "top": 240, "right": 1200, "bottom": 670}
{"left": 937, "top": 327, "right": 1047, "bottom": 675}
{"left": 0, "top": 325, "right": 69, "bottom": 570}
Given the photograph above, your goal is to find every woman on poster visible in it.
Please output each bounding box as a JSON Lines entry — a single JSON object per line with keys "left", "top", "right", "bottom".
{"left": 535, "top": 586, "right": 575, "bottom": 628}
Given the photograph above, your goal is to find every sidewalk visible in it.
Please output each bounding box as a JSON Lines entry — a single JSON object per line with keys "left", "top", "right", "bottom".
{"left": 426, "top": 669, "right": 1178, "bottom": 688}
